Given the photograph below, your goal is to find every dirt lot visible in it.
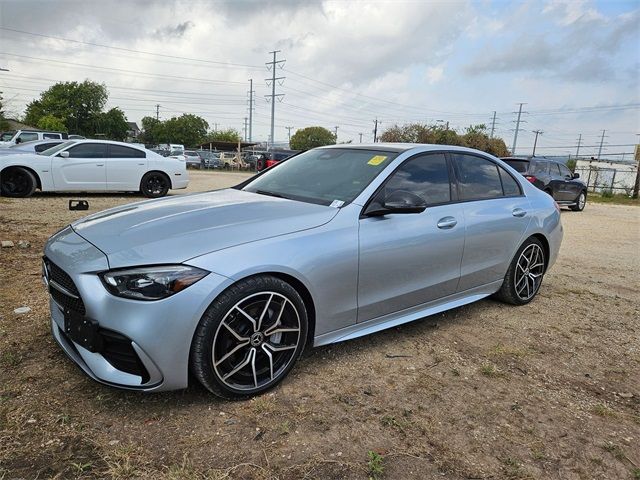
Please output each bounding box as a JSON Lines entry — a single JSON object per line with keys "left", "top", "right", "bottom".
{"left": 1, "top": 171, "right": 638, "bottom": 479}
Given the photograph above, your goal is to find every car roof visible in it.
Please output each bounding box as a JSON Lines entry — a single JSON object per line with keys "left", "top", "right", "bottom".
{"left": 319, "top": 143, "right": 502, "bottom": 156}
{"left": 63, "top": 139, "right": 147, "bottom": 151}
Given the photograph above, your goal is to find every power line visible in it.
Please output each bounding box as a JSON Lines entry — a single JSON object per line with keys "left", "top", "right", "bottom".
{"left": 0, "top": 26, "right": 263, "bottom": 69}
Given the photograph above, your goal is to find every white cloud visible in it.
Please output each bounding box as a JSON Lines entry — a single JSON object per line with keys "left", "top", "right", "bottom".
{"left": 426, "top": 65, "right": 444, "bottom": 84}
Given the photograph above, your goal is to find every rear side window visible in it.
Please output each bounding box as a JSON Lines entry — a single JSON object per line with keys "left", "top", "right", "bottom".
{"left": 452, "top": 154, "right": 503, "bottom": 200}
{"left": 504, "top": 160, "right": 529, "bottom": 173}
{"left": 109, "top": 144, "right": 146, "bottom": 158}
{"left": 66, "top": 143, "right": 108, "bottom": 158}
{"left": 384, "top": 153, "right": 451, "bottom": 205}
{"left": 499, "top": 167, "right": 522, "bottom": 196}
{"left": 532, "top": 161, "right": 549, "bottom": 175}
{"left": 35, "top": 142, "right": 59, "bottom": 153}
{"left": 43, "top": 133, "right": 61, "bottom": 139}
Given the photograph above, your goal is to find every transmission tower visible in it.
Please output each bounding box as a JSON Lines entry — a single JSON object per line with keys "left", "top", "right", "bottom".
{"left": 265, "top": 51, "right": 285, "bottom": 149}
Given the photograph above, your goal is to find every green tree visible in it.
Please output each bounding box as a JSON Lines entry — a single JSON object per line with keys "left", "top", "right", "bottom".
{"left": 36, "top": 114, "right": 67, "bottom": 132}
{"left": 94, "top": 107, "right": 128, "bottom": 141}
{"left": 0, "top": 92, "right": 9, "bottom": 131}
{"left": 24, "top": 80, "right": 108, "bottom": 136}
{"left": 140, "top": 116, "right": 165, "bottom": 145}
{"left": 163, "top": 114, "right": 209, "bottom": 146}
{"left": 204, "top": 128, "right": 242, "bottom": 143}
{"left": 289, "top": 126, "right": 335, "bottom": 150}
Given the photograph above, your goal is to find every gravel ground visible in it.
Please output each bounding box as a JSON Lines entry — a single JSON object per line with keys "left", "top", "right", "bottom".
{"left": 0, "top": 170, "right": 638, "bottom": 479}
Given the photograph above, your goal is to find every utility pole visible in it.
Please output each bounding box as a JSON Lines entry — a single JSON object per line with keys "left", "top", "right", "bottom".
{"left": 285, "top": 126, "right": 293, "bottom": 145}
{"left": 358, "top": 133, "right": 363, "bottom": 143}
{"left": 576, "top": 134, "right": 582, "bottom": 157}
{"left": 265, "top": 50, "right": 285, "bottom": 150}
{"left": 511, "top": 103, "right": 527, "bottom": 155}
{"left": 155, "top": 104, "right": 160, "bottom": 121}
{"left": 373, "top": 118, "right": 379, "bottom": 143}
{"left": 243, "top": 117, "right": 248, "bottom": 141}
{"left": 532, "top": 130, "right": 543, "bottom": 156}
{"left": 247, "top": 79, "right": 255, "bottom": 142}
{"left": 597, "top": 129, "right": 607, "bottom": 160}
{"left": 632, "top": 137, "right": 639, "bottom": 199}
{"left": 333, "top": 126, "right": 339, "bottom": 143}
{"left": 490, "top": 111, "right": 497, "bottom": 138}
{"left": 213, "top": 123, "right": 218, "bottom": 132}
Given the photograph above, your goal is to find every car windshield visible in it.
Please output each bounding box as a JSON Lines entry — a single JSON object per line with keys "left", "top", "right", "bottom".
{"left": 40, "top": 141, "right": 77, "bottom": 156}
{"left": 1, "top": 131, "right": 16, "bottom": 142}
{"left": 242, "top": 148, "right": 398, "bottom": 206}
{"left": 504, "top": 160, "right": 529, "bottom": 173}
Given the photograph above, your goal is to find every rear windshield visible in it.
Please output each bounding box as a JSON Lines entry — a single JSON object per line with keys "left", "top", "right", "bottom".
{"left": 503, "top": 160, "right": 529, "bottom": 173}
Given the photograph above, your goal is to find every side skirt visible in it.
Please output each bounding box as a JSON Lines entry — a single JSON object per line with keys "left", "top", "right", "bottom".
{"left": 313, "top": 280, "right": 503, "bottom": 347}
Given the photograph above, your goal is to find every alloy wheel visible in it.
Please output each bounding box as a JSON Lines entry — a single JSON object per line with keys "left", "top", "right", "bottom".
{"left": 2, "top": 170, "right": 29, "bottom": 196}
{"left": 145, "top": 174, "right": 165, "bottom": 196}
{"left": 212, "top": 292, "right": 301, "bottom": 391}
{"left": 514, "top": 244, "right": 545, "bottom": 301}
{"left": 578, "top": 193, "right": 586, "bottom": 210}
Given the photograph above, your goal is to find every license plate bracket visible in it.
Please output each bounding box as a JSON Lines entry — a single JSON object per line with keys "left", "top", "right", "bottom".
{"left": 64, "top": 309, "right": 102, "bottom": 352}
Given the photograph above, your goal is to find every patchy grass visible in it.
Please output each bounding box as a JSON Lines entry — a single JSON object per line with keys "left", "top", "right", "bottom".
{"left": 489, "top": 344, "right": 527, "bottom": 357}
{"left": 632, "top": 467, "right": 640, "bottom": 479}
{"left": 602, "top": 442, "right": 626, "bottom": 461}
{"left": 479, "top": 363, "right": 504, "bottom": 378}
{"left": 592, "top": 403, "right": 617, "bottom": 418}
{"left": 367, "top": 451, "right": 384, "bottom": 479}
{"left": 500, "top": 456, "right": 531, "bottom": 479}
{"left": 588, "top": 193, "right": 640, "bottom": 206}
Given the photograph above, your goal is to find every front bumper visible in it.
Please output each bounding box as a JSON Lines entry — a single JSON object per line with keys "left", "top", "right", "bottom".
{"left": 45, "top": 228, "right": 232, "bottom": 392}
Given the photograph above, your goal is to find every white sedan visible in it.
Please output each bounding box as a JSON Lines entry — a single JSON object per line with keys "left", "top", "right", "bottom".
{"left": 0, "top": 140, "right": 189, "bottom": 198}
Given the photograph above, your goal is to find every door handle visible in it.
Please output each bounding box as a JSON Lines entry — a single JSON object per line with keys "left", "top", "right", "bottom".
{"left": 96, "top": 164, "right": 104, "bottom": 167}
{"left": 512, "top": 208, "right": 527, "bottom": 217}
{"left": 437, "top": 217, "right": 457, "bottom": 229}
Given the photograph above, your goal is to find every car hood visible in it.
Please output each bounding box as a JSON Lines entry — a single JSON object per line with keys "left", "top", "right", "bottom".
{"left": 71, "top": 189, "right": 339, "bottom": 269}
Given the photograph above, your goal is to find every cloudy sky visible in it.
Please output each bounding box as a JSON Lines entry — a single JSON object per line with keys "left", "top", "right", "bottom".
{"left": 0, "top": 0, "right": 638, "bottom": 158}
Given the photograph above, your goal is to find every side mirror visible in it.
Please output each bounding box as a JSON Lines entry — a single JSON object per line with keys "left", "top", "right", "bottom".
{"left": 59, "top": 151, "right": 70, "bottom": 158}
{"left": 572, "top": 172, "right": 580, "bottom": 179}
{"left": 366, "top": 190, "right": 427, "bottom": 217}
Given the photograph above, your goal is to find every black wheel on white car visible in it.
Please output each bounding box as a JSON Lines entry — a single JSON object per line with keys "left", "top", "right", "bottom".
{"left": 570, "top": 191, "right": 586, "bottom": 212}
{"left": 494, "top": 237, "right": 546, "bottom": 306}
{"left": 190, "top": 275, "right": 308, "bottom": 399}
{"left": 0, "top": 167, "right": 37, "bottom": 198}
{"left": 140, "top": 172, "right": 170, "bottom": 198}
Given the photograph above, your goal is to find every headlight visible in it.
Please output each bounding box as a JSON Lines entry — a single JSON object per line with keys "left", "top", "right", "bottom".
{"left": 100, "top": 265, "right": 209, "bottom": 301}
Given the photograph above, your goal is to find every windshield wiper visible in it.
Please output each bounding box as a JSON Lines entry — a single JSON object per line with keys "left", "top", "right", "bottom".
{"left": 255, "top": 189, "right": 289, "bottom": 199}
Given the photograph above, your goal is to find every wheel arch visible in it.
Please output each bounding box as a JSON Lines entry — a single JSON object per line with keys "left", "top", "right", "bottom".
{"left": 141, "top": 170, "right": 172, "bottom": 190}
{"left": 1, "top": 165, "right": 42, "bottom": 191}
{"left": 529, "top": 233, "right": 550, "bottom": 272}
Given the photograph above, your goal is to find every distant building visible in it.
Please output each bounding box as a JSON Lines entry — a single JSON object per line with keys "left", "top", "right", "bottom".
{"left": 126, "top": 122, "right": 141, "bottom": 139}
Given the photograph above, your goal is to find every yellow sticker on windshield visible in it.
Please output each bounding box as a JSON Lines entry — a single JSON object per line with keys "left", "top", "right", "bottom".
{"left": 368, "top": 155, "right": 387, "bottom": 166}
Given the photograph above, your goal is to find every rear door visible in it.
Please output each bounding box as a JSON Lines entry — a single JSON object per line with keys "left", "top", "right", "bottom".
{"left": 52, "top": 143, "right": 107, "bottom": 191}
{"left": 358, "top": 152, "right": 465, "bottom": 321}
{"left": 106, "top": 144, "right": 148, "bottom": 191}
{"left": 548, "top": 162, "right": 569, "bottom": 200}
{"left": 452, "top": 153, "right": 531, "bottom": 291}
{"left": 557, "top": 163, "right": 579, "bottom": 201}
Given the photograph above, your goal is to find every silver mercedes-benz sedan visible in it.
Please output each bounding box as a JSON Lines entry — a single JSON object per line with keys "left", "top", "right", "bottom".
{"left": 44, "top": 144, "right": 563, "bottom": 398}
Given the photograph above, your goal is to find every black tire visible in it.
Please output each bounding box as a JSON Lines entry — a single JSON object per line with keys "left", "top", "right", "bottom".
{"left": 493, "top": 237, "right": 546, "bottom": 306}
{"left": 543, "top": 188, "right": 553, "bottom": 197}
{"left": 0, "top": 167, "right": 37, "bottom": 198}
{"left": 569, "top": 190, "right": 586, "bottom": 212}
{"left": 190, "top": 275, "right": 308, "bottom": 399}
{"left": 140, "top": 172, "right": 170, "bottom": 198}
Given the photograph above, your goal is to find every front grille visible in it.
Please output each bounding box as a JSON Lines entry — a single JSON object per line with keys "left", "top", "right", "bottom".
{"left": 99, "top": 329, "right": 150, "bottom": 383}
{"left": 45, "top": 258, "right": 86, "bottom": 315}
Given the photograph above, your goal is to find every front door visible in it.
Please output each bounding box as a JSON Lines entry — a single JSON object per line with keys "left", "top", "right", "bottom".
{"left": 357, "top": 153, "right": 465, "bottom": 322}
{"left": 52, "top": 143, "right": 107, "bottom": 191}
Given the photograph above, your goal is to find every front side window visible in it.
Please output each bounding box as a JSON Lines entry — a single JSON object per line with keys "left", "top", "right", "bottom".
{"left": 242, "top": 148, "right": 398, "bottom": 206}
{"left": 18, "top": 132, "right": 38, "bottom": 143}
{"left": 382, "top": 153, "right": 451, "bottom": 205}
{"left": 109, "top": 144, "right": 146, "bottom": 158}
{"left": 66, "top": 143, "right": 108, "bottom": 158}
{"left": 452, "top": 154, "right": 503, "bottom": 200}
{"left": 559, "top": 164, "right": 572, "bottom": 178}
{"left": 552, "top": 163, "right": 562, "bottom": 176}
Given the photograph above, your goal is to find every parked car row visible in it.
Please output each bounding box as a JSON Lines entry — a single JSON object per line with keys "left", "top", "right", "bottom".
{"left": 0, "top": 140, "right": 188, "bottom": 198}
{"left": 0, "top": 129, "right": 84, "bottom": 147}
